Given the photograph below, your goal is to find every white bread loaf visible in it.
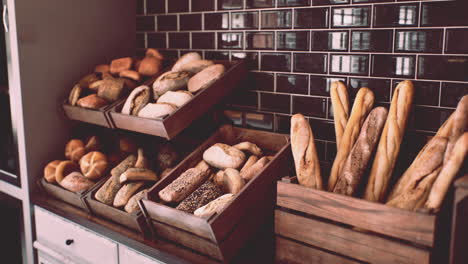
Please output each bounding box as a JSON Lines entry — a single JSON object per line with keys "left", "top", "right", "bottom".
{"left": 188, "top": 64, "right": 226, "bottom": 93}
{"left": 202, "top": 143, "right": 246, "bottom": 170}
{"left": 152, "top": 71, "right": 190, "bottom": 99}
{"left": 171, "top": 52, "right": 202, "bottom": 72}
{"left": 137, "top": 103, "right": 177, "bottom": 119}
{"left": 121, "top": 85, "right": 150, "bottom": 115}
{"left": 157, "top": 90, "right": 193, "bottom": 108}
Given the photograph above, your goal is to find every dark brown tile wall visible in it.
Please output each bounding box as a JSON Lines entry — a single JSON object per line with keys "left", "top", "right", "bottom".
{"left": 137, "top": 0, "right": 468, "bottom": 162}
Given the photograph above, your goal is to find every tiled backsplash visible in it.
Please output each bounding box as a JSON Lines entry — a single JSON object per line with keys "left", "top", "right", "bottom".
{"left": 137, "top": 0, "right": 468, "bottom": 172}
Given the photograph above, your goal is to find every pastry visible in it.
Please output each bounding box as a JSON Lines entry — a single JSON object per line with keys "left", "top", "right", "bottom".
{"left": 174, "top": 60, "right": 214, "bottom": 75}
{"left": 97, "top": 78, "right": 126, "bottom": 102}
{"left": 213, "top": 170, "right": 225, "bottom": 188}
{"left": 171, "top": 52, "right": 202, "bottom": 72}
{"left": 152, "top": 71, "right": 190, "bottom": 99}
{"left": 113, "top": 181, "right": 145, "bottom": 207}
{"left": 330, "top": 81, "right": 350, "bottom": 150}
{"left": 77, "top": 94, "right": 108, "bottom": 109}
{"left": 110, "top": 57, "right": 133, "bottom": 74}
{"left": 119, "top": 168, "right": 158, "bottom": 183}
{"left": 59, "top": 172, "right": 94, "bottom": 193}
{"left": 159, "top": 167, "right": 211, "bottom": 203}
{"left": 55, "top": 160, "right": 79, "bottom": 183}
{"left": 232, "top": 142, "right": 263, "bottom": 156}
{"left": 65, "top": 139, "right": 86, "bottom": 163}
{"left": 137, "top": 103, "right": 177, "bottom": 119}
{"left": 176, "top": 181, "right": 223, "bottom": 214}
{"left": 203, "top": 143, "right": 246, "bottom": 170}
{"left": 239, "top": 156, "right": 270, "bottom": 182}
{"left": 44, "top": 160, "right": 62, "bottom": 183}
{"left": 194, "top": 194, "right": 234, "bottom": 218}
{"left": 121, "top": 85, "right": 150, "bottom": 115}
{"left": 156, "top": 91, "right": 193, "bottom": 108}
{"left": 79, "top": 151, "right": 108, "bottom": 180}
{"left": 188, "top": 64, "right": 226, "bottom": 93}
{"left": 124, "top": 189, "right": 148, "bottom": 214}
{"left": 223, "top": 168, "right": 245, "bottom": 194}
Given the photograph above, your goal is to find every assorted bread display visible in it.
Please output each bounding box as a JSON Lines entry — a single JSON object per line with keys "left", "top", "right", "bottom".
{"left": 120, "top": 52, "right": 226, "bottom": 119}
{"left": 158, "top": 141, "right": 273, "bottom": 218}
{"left": 67, "top": 48, "right": 164, "bottom": 109}
{"left": 291, "top": 80, "right": 467, "bottom": 212}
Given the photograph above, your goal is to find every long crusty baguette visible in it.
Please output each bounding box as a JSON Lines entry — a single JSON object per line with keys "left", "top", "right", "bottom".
{"left": 328, "top": 88, "right": 375, "bottom": 191}
{"left": 364, "top": 80, "right": 414, "bottom": 202}
{"left": 239, "top": 156, "right": 271, "bottom": 182}
{"left": 330, "top": 81, "right": 350, "bottom": 150}
{"left": 425, "top": 133, "right": 468, "bottom": 212}
{"left": 159, "top": 167, "right": 211, "bottom": 203}
{"left": 291, "top": 114, "right": 322, "bottom": 189}
{"left": 333, "top": 107, "right": 388, "bottom": 196}
{"left": 443, "top": 95, "right": 467, "bottom": 163}
{"left": 113, "top": 181, "right": 145, "bottom": 207}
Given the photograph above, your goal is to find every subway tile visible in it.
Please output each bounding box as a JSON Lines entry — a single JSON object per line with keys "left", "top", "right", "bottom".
{"left": 168, "top": 0, "right": 189, "bottom": 13}
{"left": 277, "top": 0, "right": 310, "bottom": 7}
{"left": 136, "top": 0, "right": 144, "bottom": 15}
{"left": 229, "top": 91, "right": 258, "bottom": 108}
{"left": 374, "top": 4, "right": 419, "bottom": 27}
{"left": 325, "top": 142, "right": 336, "bottom": 162}
{"left": 412, "top": 106, "right": 453, "bottom": 132}
{"left": 310, "top": 119, "right": 335, "bottom": 141}
{"left": 295, "top": 7, "right": 329, "bottom": 29}
{"left": 192, "top": 0, "right": 215, "bottom": 12}
{"left": 261, "top": 53, "right": 292, "bottom": 72}
{"left": 260, "top": 93, "right": 291, "bottom": 113}
{"left": 311, "top": 31, "right": 348, "bottom": 51}
{"left": 330, "top": 54, "right": 369, "bottom": 75}
{"left": 232, "top": 52, "right": 260, "bottom": 70}
{"left": 310, "top": 75, "right": 347, "bottom": 97}
{"left": 277, "top": 31, "right": 310, "bottom": 51}
{"left": 352, "top": 0, "right": 389, "bottom": 2}
{"left": 191, "top": 33, "right": 215, "bottom": 49}
{"left": 294, "top": 53, "right": 328, "bottom": 74}
{"left": 275, "top": 114, "right": 292, "bottom": 134}
{"left": 393, "top": 80, "right": 439, "bottom": 106}
{"left": 313, "top": 0, "right": 348, "bottom": 5}
{"left": 441, "top": 82, "right": 468, "bottom": 108}
{"left": 218, "top": 0, "right": 243, "bottom": 10}
{"left": 204, "top": 13, "right": 229, "bottom": 30}
{"left": 218, "top": 32, "right": 243, "bottom": 49}
{"left": 349, "top": 78, "right": 391, "bottom": 102}
{"left": 246, "top": 32, "right": 274, "bottom": 50}
{"left": 232, "top": 12, "right": 259, "bottom": 29}
{"left": 223, "top": 110, "right": 243, "bottom": 126}
{"left": 205, "top": 51, "right": 230, "bottom": 60}
{"left": 261, "top": 10, "right": 292, "bottom": 29}
{"left": 180, "top": 50, "right": 203, "bottom": 56}
{"left": 251, "top": 72, "right": 274, "bottom": 91}
{"left": 136, "top": 16, "right": 155, "bottom": 31}
{"left": 246, "top": 0, "right": 274, "bottom": 9}
{"left": 372, "top": 55, "right": 415, "bottom": 78}
{"left": 277, "top": 74, "right": 309, "bottom": 95}
{"left": 314, "top": 140, "right": 327, "bottom": 161}
{"left": 446, "top": 29, "right": 468, "bottom": 54}
{"left": 395, "top": 30, "right": 443, "bottom": 53}
{"left": 136, "top": 33, "right": 145, "bottom": 49}
{"left": 159, "top": 50, "right": 179, "bottom": 60}
{"left": 421, "top": 1, "right": 468, "bottom": 27}
{"left": 168, "top": 33, "right": 190, "bottom": 49}
{"left": 246, "top": 112, "right": 274, "bottom": 131}
{"left": 418, "top": 55, "right": 468, "bottom": 82}
{"left": 332, "top": 7, "right": 370, "bottom": 28}
{"left": 180, "top": 14, "right": 202, "bottom": 31}
{"left": 147, "top": 0, "right": 165, "bottom": 14}
{"left": 293, "top": 96, "right": 327, "bottom": 117}
{"left": 157, "top": 15, "right": 177, "bottom": 31}
{"left": 351, "top": 30, "right": 392, "bottom": 52}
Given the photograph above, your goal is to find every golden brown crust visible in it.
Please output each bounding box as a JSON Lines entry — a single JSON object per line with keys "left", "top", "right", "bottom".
{"left": 55, "top": 160, "right": 79, "bottom": 183}
{"left": 119, "top": 70, "right": 141, "bottom": 81}
{"left": 330, "top": 81, "right": 350, "bottom": 150}
{"left": 94, "top": 64, "right": 110, "bottom": 74}
{"left": 113, "top": 181, "right": 145, "bottom": 207}
{"left": 77, "top": 94, "right": 108, "bottom": 109}
{"left": 59, "top": 172, "right": 94, "bottom": 193}
{"left": 44, "top": 160, "right": 62, "bottom": 183}
{"left": 79, "top": 151, "right": 108, "bottom": 180}
{"left": 110, "top": 57, "right": 133, "bottom": 74}
{"left": 240, "top": 156, "right": 270, "bottom": 182}
{"left": 65, "top": 139, "right": 86, "bottom": 163}
{"left": 223, "top": 168, "right": 245, "bottom": 194}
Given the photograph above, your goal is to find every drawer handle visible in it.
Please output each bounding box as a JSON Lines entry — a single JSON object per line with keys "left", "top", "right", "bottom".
{"left": 65, "top": 239, "right": 74, "bottom": 246}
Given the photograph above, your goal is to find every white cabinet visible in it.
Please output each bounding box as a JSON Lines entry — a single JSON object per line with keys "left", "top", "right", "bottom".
{"left": 119, "top": 245, "right": 166, "bottom": 264}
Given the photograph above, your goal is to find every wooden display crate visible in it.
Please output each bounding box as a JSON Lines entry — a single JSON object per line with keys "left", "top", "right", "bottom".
{"left": 140, "top": 125, "right": 290, "bottom": 262}
{"left": 38, "top": 178, "right": 91, "bottom": 212}
{"left": 275, "top": 151, "right": 453, "bottom": 264}
{"left": 108, "top": 60, "right": 247, "bottom": 139}
{"left": 63, "top": 100, "right": 115, "bottom": 128}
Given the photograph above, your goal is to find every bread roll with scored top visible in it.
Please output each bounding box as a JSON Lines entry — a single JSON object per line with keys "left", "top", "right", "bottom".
{"left": 121, "top": 85, "right": 150, "bottom": 115}
{"left": 188, "top": 64, "right": 226, "bottom": 93}
{"left": 152, "top": 71, "right": 190, "bottom": 99}
{"left": 79, "top": 151, "right": 108, "bottom": 180}
{"left": 328, "top": 88, "right": 375, "bottom": 191}
{"left": 171, "top": 52, "right": 202, "bottom": 72}
{"left": 330, "top": 81, "right": 350, "bottom": 150}
{"left": 291, "top": 114, "right": 322, "bottom": 189}
{"left": 137, "top": 103, "right": 177, "bottom": 119}
{"left": 159, "top": 167, "right": 211, "bottom": 203}
{"left": 157, "top": 90, "right": 193, "bottom": 108}
{"left": 203, "top": 143, "right": 246, "bottom": 170}
{"left": 364, "top": 80, "right": 414, "bottom": 202}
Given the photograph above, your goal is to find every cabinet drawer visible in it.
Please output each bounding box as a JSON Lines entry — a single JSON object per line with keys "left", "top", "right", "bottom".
{"left": 34, "top": 206, "right": 118, "bottom": 264}
{"left": 119, "top": 245, "right": 164, "bottom": 264}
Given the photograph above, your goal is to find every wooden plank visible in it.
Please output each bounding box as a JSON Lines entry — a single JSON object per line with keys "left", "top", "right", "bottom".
{"left": 450, "top": 188, "right": 468, "bottom": 264}
{"left": 63, "top": 100, "right": 114, "bottom": 128}
{"left": 277, "top": 181, "right": 436, "bottom": 247}
{"left": 39, "top": 178, "right": 90, "bottom": 212}
{"left": 275, "top": 236, "right": 363, "bottom": 264}
{"left": 275, "top": 210, "right": 430, "bottom": 264}
{"left": 454, "top": 174, "right": 468, "bottom": 188}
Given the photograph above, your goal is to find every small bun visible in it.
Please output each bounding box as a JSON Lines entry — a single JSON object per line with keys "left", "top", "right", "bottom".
{"left": 65, "top": 139, "right": 86, "bottom": 162}
{"left": 110, "top": 57, "right": 133, "bottom": 74}
{"left": 55, "top": 160, "right": 79, "bottom": 183}
{"left": 80, "top": 151, "right": 109, "bottom": 180}
{"left": 44, "top": 160, "right": 62, "bottom": 183}
{"left": 77, "top": 94, "right": 108, "bottom": 109}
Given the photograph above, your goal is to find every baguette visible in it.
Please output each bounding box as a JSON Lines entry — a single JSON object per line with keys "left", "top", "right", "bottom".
{"left": 333, "top": 107, "right": 388, "bottom": 196}
{"left": 330, "top": 81, "right": 350, "bottom": 150}
{"left": 119, "top": 168, "right": 158, "bottom": 183}
{"left": 176, "top": 181, "right": 223, "bottom": 214}
{"left": 240, "top": 155, "right": 259, "bottom": 173}
{"left": 232, "top": 142, "right": 263, "bottom": 156}
{"left": 159, "top": 168, "right": 211, "bottom": 203}
{"left": 291, "top": 114, "right": 322, "bottom": 189}
{"left": 328, "top": 88, "right": 375, "bottom": 191}
{"left": 364, "top": 80, "right": 414, "bottom": 202}
{"left": 96, "top": 155, "right": 136, "bottom": 205}
{"left": 443, "top": 95, "right": 468, "bottom": 163}
{"left": 124, "top": 189, "right": 148, "bottom": 214}
{"left": 425, "top": 133, "right": 468, "bottom": 212}
{"left": 113, "top": 181, "right": 145, "bottom": 207}
{"left": 194, "top": 194, "right": 234, "bottom": 218}
{"left": 240, "top": 156, "right": 270, "bottom": 182}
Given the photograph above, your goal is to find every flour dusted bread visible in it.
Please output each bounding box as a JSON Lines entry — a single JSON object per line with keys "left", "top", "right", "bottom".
{"left": 96, "top": 155, "right": 136, "bottom": 205}
{"left": 203, "top": 143, "right": 246, "bottom": 170}
{"left": 176, "top": 181, "right": 223, "bottom": 214}
{"left": 137, "top": 103, "right": 177, "bottom": 119}
{"left": 233, "top": 142, "right": 263, "bottom": 156}
{"left": 157, "top": 91, "right": 193, "bottom": 108}
{"left": 174, "top": 60, "right": 214, "bottom": 75}
{"left": 121, "top": 85, "right": 150, "bottom": 115}
{"left": 240, "top": 156, "right": 270, "bottom": 182}
{"left": 113, "top": 181, "right": 145, "bottom": 208}
{"left": 194, "top": 193, "right": 235, "bottom": 218}
{"left": 330, "top": 81, "right": 350, "bottom": 150}
{"left": 59, "top": 172, "right": 94, "bottom": 193}
{"left": 79, "top": 151, "right": 108, "bottom": 180}
{"left": 124, "top": 189, "right": 148, "bottom": 214}
{"left": 291, "top": 114, "right": 322, "bottom": 189}
{"left": 442, "top": 95, "right": 467, "bottom": 163}
{"left": 159, "top": 167, "right": 211, "bottom": 203}
{"left": 188, "top": 64, "right": 226, "bottom": 93}
{"left": 152, "top": 71, "right": 190, "bottom": 99}
{"left": 171, "top": 52, "right": 202, "bottom": 72}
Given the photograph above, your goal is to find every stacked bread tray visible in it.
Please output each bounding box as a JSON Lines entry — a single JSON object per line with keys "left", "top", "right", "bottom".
{"left": 139, "top": 125, "right": 290, "bottom": 262}
{"left": 62, "top": 101, "right": 116, "bottom": 128}
{"left": 38, "top": 177, "right": 91, "bottom": 212}
{"left": 108, "top": 59, "right": 247, "bottom": 139}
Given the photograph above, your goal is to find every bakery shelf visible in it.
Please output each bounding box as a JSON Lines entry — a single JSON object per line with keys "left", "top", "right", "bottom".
{"left": 108, "top": 60, "right": 248, "bottom": 140}
{"left": 139, "top": 125, "right": 290, "bottom": 262}
{"left": 38, "top": 178, "right": 91, "bottom": 212}
{"left": 63, "top": 100, "right": 116, "bottom": 128}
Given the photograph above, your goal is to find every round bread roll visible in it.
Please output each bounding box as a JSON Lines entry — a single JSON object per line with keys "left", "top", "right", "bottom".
{"left": 137, "top": 103, "right": 177, "bottom": 119}
{"left": 152, "top": 71, "right": 190, "bottom": 99}
{"left": 80, "top": 151, "right": 109, "bottom": 180}
{"left": 44, "top": 160, "right": 62, "bottom": 183}
{"left": 171, "top": 52, "right": 202, "bottom": 72}
{"left": 55, "top": 160, "right": 79, "bottom": 183}
{"left": 188, "top": 64, "right": 226, "bottom": 93}
{"left": 157, "top": 91, "right": 193, "bottom": 108}
{"left": 110, "top": 57, "right": 133, "bottom": 74}
{"left": 175, "top": 60, "right": 214, "bottom": 75}
{"left": 77, "top": 94, "right": 108, "bottom": 109}
{"left": 121, "top": 85, "right": 150, "bottom": 115}
{"left": 203, "top": 143, "right": 246, "bottom": 170}
{"left": 138, "top": 56, "right": 162, "bottom": 76}
{"left": 146, "top": 48, "right": 164, "bottom": 60}
{"left": 59, "top": 172, "right": 94, "bottom": 193}
{"left": 65, "top": 139, "right": 86, "bottom": 162}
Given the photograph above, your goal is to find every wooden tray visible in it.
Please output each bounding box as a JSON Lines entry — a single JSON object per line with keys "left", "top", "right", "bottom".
{"left": 275, "top": 151, "right": 452, "bottom": 264}
{"left": 38, "top": 178, "right": 91, "bottom": 212}
{"left": 140, "top": 125, "right": 290, "bottom": 262}
{"left": 63, "top": 100, "right": 115, "bottom": 128}
{"left": 108, "top": 60, "right": 248, "bottom": 139}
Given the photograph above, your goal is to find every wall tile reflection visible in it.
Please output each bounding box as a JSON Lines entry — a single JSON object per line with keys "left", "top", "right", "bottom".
{"left": 413, "top": 106, "right": 453, "bottom": 131}
{"left": 372, "top": 55, "right": 415, "bottom": 78}
{"left": 349, "top": 78, "right": 390, "bottom": 102}
{"left": 246, "top": 112, "right": 274, "bottom": 131}
{"left": 229, "top": 91, "right": 258, "bottom": 108}
{"left": 169, "top": 33, "right": 190, "bottom": 49}
{"left": 312, "top": 31, "right": 348, "bottom": 51}
{"left": 421, "top": 2, "right": 468, "bottom": 27}
{"left": 204, "top": 13, "right": 229, "bottom": 30}
{"left": 310, "top": 76, "right": 346, "bottom": 96}
{"left": 374, "top": 4, "right": 419, "bottom": 27}
{"left": 277, "top": 31, "right": 310, "bottom": 51}
{"left": 232, "top": 12, "right": 259, "bottom": 29}
{"left": 275, "top": 114, "right": 292, "bottom": 134}
{"left": 277, "top": 0, "right": 310, "bottom": 7}
{"left": 351, "top": 30, "right": 392, "bottom": 52}
{"left": 246, "top": 32, "right": 274, "bottom": 50}
{"left": 277, "top": 74, "right": 309, "bottom": 94}
{"left": 218, "top": 32, "right": 243, "bottom": 49}
{"left": 294, "top": 53, "right": 327, "bottom": 73}
{"left": 191, "top": 33, "right": 215, "bottom": 49}
{"left": 232, "top": 52, "right": 259, "bottom": 69}
{"left": 295, "top": 7, "right": 329, "bottom": 29}
{"left": 261, "top": 53, "right": 291, "bottom": 72}
{"left": 261, "top": 10, "right": 292, "bottom": 29}
{"left": 418, "top": 56, "right": 468, "bottom": 81}
{"left": 313, "top": 0, "right": 348, "bottom": 5}
{"left": 393, "top": 80, "right": 439, "bottom": 106}
{"left": 330, "top": 54, "right": 369, "bottom": 75}
{"left": 260, "top": 93, "right": 291, "bottom": 113}
{"left": 395, "top": 30, "right": 443, "bottom": 53}
{"left": 218, "top": 0, "right": 243, "bottom": 10}
{"left": 441, "top": 82, "right": 468, "bottom": 107}
{"left": 180, "top": 14, "right": 202, "bottom": 31}
{"left": 446, "top": 29, "right": 468, "bottom": 54}
{"left": 246, "top": 0, "right": 274, "bottom": 9}
{"left": 293, "top": 96, "right": 327, "bottom": 118}
{"left": 332, "top": 7, "right": 370, "bottom": 28}
{"left": 147, "top": 33, "right": 166, "bottom": 49}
